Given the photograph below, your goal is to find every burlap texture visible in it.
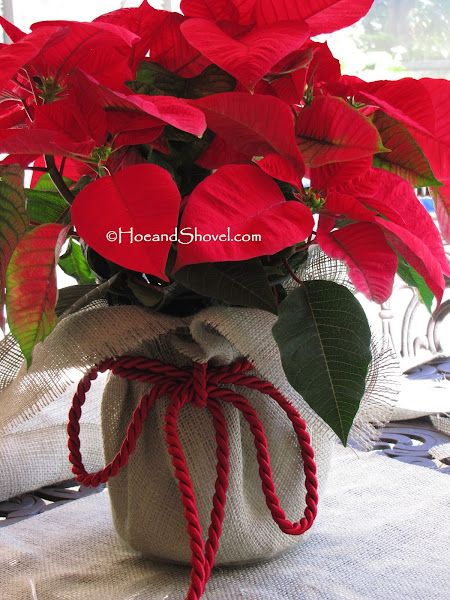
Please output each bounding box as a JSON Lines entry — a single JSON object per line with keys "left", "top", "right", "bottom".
{"left": 429, "top": 442, "right": 450, "bottom": 462}
{"left": 0, "top": 375, "right": 106, "bottom": 501}
{"left": 431, "top": 413, "right": 450, "bottom": 436}
{"left": 1, "top": 447, "right": 449, "bottom": 600}
{"left": 0, "top": 305, "right": 181, "bottom": 502}
{"left": 0, "top": 302, "right": 397, "bottom": 566}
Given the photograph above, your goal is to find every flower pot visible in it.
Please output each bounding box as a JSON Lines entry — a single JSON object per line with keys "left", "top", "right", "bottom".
{"left": 98, "top": 305, "right": 335, "bottom": 566}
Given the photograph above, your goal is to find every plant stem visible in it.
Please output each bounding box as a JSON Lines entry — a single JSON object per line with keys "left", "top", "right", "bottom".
{"left": 45, "top": 155, "right": 75, "bottom": 205}
{"left": 26, "top": 166, "right": 49, "bottom": 173}
{"left": 273, "top": 284, "right": 280, "bottom": 307}
{"left": 57, "top": 206, "right": 71, "bottom": 225}
{"left": 60, "top": 156, "right": 67, "bottom": 176}
{"left": 59, "top": 275, "right": 119, "bottom": 320}
{"left": 283, "top": 258, "right": 304, "bottom": 287}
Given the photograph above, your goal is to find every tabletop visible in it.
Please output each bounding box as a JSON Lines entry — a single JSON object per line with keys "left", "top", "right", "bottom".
{"left": 1, "top": 416, "right": 449, "bottom": 528}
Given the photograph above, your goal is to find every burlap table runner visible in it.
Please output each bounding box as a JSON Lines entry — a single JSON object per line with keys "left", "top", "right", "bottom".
{"left": 1, "top": 446, "right": 448, "bottom": 600}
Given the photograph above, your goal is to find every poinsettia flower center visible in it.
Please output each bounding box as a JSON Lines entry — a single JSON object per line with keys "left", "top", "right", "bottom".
{"left": 33, "top": 75, "right": 65, "bottom": 104}
{"left": 90, "top": 145, "right": 114, "bottom": 165}
{"left": 300, "top": 189, "right": 326, "bottom": 211}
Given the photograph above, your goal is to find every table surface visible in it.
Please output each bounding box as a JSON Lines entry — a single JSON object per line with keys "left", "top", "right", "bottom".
{"left": 1, "top": 417, "right": 449, "bottom": 528}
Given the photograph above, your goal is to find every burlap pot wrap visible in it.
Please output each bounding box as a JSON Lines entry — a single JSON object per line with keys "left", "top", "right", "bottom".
{"left": 100, "top": 305, "right": 335, "bottom": 566}
{"left": 0, "top": 299, "right": 397, "bottom": 569}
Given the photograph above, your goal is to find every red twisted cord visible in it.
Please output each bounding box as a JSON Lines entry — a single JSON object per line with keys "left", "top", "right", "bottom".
{"left": 67, "top": 356, "right": 318, "bottom": 600}
{"left": 165, "top": 385, "right": 207, "bottom": 598}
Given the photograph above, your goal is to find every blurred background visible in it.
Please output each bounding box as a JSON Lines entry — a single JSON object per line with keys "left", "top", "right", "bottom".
{"left": 322, "top": 0, "right": 450, "bottom": 80}
{"left": 1, "top": 0, "right": 449, "bottom": 80}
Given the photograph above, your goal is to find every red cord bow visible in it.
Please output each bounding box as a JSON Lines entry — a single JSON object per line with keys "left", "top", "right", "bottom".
{"left": 67, "top": 357, "right": 319, "bottom": 600}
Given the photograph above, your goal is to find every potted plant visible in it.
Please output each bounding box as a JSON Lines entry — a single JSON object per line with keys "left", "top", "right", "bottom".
{"left": 0, "top": 1, "right": 449, "bottom": 599}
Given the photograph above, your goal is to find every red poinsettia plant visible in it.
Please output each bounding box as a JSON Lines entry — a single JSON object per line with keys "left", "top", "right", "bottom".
{"left": 0, "top": 0, "right": 449, "bottom": 443}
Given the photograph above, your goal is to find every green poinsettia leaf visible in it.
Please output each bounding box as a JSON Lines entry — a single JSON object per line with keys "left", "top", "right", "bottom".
{"left": 372, "top": 111, "right": 441, "bottom": 188}
{"left": 184, "top": 64, "right": 237, "bottom": 99}
{"left": 174, "top": 259, "right": 278, "bottom": 314}
{"left": 128, "top": 62, "right": 185, "bottom": 96}
{"left": 129, "top": 63, "right": 235, "bottom": 99}
{"left": 397, "top": 256, "right": 434, "bottom": 313}
{"left": 33, "top": 172, "right": 73, "bottom": 192}
{"left": 0, "top": 165, "right": 29, "bottom": 331}
{"left": 6, "top": 223, "right": 69, "bottom": 366}
{"left": 26, "top": 173, "right": 72, "bottom": 225}
{"left": 26, "top": 188, "right": 70, "bottom": 224}
{"left": 273, "top": 281, "right": 372, "bottom": 444}
{"left": 59, "top": 238, "right": 96, "bottom": 285}
{"left": 430, "top": 184, "right": 450, "bottom": 244}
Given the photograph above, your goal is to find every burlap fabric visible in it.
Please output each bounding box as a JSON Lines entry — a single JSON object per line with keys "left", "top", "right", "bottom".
{"left": 431, "top": 413, "right": 450, "bottom": 436}
{"left": 0, "top": 302, "right": 397, "bottom": 565}
{"left": 429, "top": 441, "right": 450, "bottom": 462}
{"left": 0, "top": 375, "right": 106, "bottom": 501}
{"left": 390, "top": 379, "right": 450, "bottom": 421}
{"left": 1, "top": 447, "right": 449, "bottom": 600}
{"left": 429, "top": 413, "right": 450, "bottom": 463}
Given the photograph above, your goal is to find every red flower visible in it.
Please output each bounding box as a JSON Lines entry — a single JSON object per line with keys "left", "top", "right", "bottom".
{"left": 324, "top": 75, "right": 450, "bottom": 241}
{"left": 314, "top": 168, "right": 450, "bottom": 303}
{"left": 180, "top": 0, "right": 256, "bottom": 25}
{"left": 180, "top": 19, "right": 310, "bottom": 90}
{"left": 0, "top": 0, "right": 448, "bottom": 310}
{"left": 0, "top": 69, "right": 206, "bottom": 166}
{"left": 191, "top": 91, "right": 305, "bottom": 175}
{"left": 181, "top": 0, "right": 376, "bottom": 34}
{"left": 175, "top": 164, "right": 314, "bottom": 269}
{"left": 0, "top": 18, "right": 138, "bottom": 94}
